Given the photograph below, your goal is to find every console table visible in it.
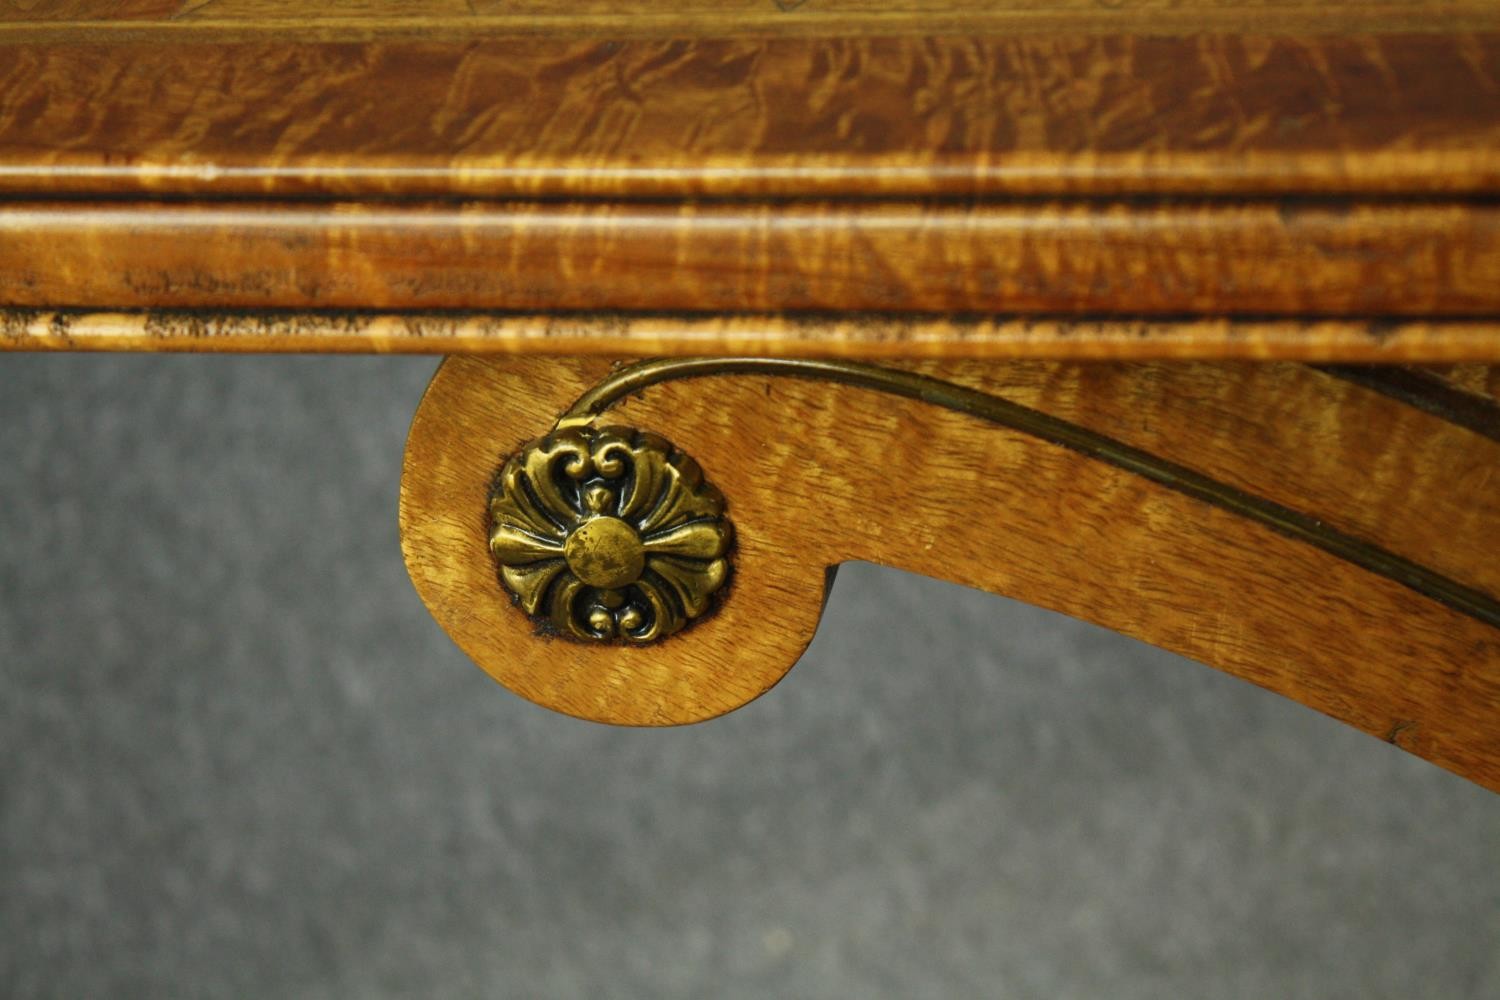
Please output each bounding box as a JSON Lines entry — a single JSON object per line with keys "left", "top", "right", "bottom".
{"left": 3, "top": 0, "right": 1498, "bottom": 793}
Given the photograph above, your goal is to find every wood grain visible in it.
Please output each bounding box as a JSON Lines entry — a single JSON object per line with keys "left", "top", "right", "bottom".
{"left": 4, "top": 1, "right": 1499, "bottom": 38}
{"left": 7, "top": 310, "right": 1500, "bottom": 363}
{"left": 1, "top": 34, "right": 1498, "bottom": 198}
{"left": 4, "top": 200, "right": 1499, "bottom": 315}
{"left": 1319, "top": 363, "right": 1500, "bottom": 441}
{"left": 400, "top": 355, "right": 1500, "bottom": 790}
{"left": 0, "top": 0, "right": 179, "bottom": 20}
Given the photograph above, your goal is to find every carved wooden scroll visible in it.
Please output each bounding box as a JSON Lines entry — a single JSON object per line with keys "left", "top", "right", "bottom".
{"left": 399, "top": 356, "right": 1500, "bottom": 792}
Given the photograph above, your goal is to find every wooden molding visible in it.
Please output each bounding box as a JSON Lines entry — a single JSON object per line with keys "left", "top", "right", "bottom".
{"left": 2, "top": 34, "right": 1499, "bottom": 199}
{"left": 7, "top": 0, "right": 1500, "bottom": 38}
{"left": 4, "top": 200, "right": 1500, "bottom": 316}
{"left": 8, "top": 311, "right": 1500, "bottom": 362}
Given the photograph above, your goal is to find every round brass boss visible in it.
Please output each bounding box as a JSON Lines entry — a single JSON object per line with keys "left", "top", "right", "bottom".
{"left": 563, "top": 516, "right": 646, "bottom": 590}
{"left": 487, "top": 425, "right": 732, "bottom": 643}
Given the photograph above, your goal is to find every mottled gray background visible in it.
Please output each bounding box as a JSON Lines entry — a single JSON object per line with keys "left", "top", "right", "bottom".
{"left": 2, "top": 354, "right": 1497, "bottom": 999}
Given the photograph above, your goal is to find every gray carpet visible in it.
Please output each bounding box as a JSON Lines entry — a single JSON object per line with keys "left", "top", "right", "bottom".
{"left": 2, "top": 354, "right": 1496, "bottom": 999}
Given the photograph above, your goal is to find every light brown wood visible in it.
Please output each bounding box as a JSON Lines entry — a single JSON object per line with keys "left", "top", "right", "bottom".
{"left": 399, "top": 355, "right": 1500, "bottom": 791}
{"left": 3, "top": 34, "right": 1499, "bottom": 199}
{"left": 4, "top": 0, "right": 1499, "bottom": 38}
{"left": 4, "top": 200, "right": 1500, "bottom": 316}
{"left": 7, "top": 310, "right": 1500, "bottom": 364}
{"left": 4, "top": 14, "right": 1498, "bottom": 360}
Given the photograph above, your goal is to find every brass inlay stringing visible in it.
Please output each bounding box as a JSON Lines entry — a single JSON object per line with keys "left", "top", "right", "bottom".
{"left": 488, "top": 425, "right": 732, "bottom": 643}
{"left": 489, "top": 356, "right": 1498, "bottom": 642}
{"left": 549, "top": 356, "right": 1500, "bottom": 633}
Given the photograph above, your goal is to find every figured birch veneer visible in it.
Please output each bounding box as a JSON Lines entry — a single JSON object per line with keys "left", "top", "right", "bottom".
{"left": 4, "top": 31, "right": 1500, "bottom": 199}
{"left": 4, "top": 4, "right": 1500, "bottom": 324}
{"left": 4, "top": 200, "right": 1500, "bottom": 316}
{"left": 8, "top": 312, "right": 1500, "bottom": 362}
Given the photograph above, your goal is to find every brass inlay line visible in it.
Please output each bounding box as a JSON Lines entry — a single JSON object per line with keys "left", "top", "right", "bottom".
{"left": 559, "top": 357, "right": 1500, "bottom": 632}
{"left": 1317, "top": 365, "right": 1500, "bottom": 445}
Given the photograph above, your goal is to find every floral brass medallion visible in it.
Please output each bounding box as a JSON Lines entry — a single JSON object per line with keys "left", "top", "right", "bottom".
{"left": 487, "top": 425, "right": 733, "bottom": 642}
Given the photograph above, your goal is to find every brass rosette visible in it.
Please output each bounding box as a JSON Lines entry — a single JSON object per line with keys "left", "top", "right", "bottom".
{"left": 487, "top": 425, "right": 732, "bottom": 642}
